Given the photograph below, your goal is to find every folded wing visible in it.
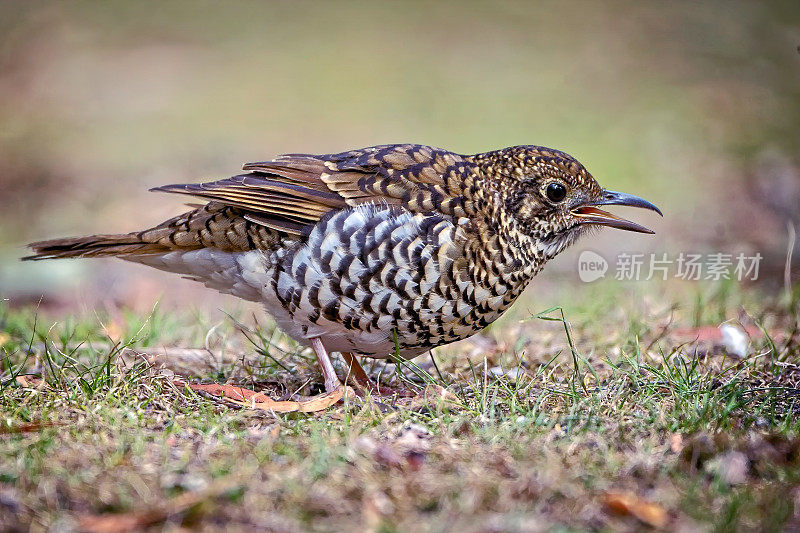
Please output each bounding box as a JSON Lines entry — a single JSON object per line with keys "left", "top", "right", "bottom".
{"left": 152, "top": 144, "right": 470, "bottom": 235}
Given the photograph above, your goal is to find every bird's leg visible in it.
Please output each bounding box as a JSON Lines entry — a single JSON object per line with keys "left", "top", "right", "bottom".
{"left": 340, "top": 351, "right": 418, "bottom": 398}
{"left": 340, "top": 351, "right": 373, "bottom": 389}
{"left": 311, "top": 337, "right": 341, "bottom": 393}
{"left": 176, "top": 337, "right": 351, "bottom": 413}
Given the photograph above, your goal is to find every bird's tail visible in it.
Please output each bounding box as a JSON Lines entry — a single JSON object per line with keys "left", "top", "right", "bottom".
{"left": 23, "top": 203, "right": 275, "bottom": 262}
{"left": 23, "top": 205, "right": 208, "bottom": 261}
{"left": 22, "top": 204, "right": 274, "bottom": 303}
{"left": 23, "top": 232, "right": 171, "bottom": 260}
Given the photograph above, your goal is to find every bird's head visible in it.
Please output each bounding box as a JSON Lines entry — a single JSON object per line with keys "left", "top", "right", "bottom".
{"left": 481, "top": 146, "right": 662, "bottom": 258}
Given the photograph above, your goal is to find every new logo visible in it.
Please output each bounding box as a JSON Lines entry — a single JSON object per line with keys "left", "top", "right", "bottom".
{"left": 578, "top": 250, "right": 608, "bottom": 282}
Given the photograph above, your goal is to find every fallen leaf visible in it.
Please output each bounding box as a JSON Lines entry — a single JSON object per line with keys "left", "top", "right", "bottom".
{"left": 176, "top": 381, "right": 354, "bottom": 413}
{"left": 603, "top": 491, "right": 668, "bottom": 528}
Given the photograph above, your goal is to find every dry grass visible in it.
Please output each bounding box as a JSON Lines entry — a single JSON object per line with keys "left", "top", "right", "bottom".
{"left": 2, "top": 281, "right": 799, "bottom": 531}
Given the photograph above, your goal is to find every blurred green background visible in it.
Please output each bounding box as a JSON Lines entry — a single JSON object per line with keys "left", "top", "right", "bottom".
{"left": 1, "top": 1, "right": 798, "bottom": 312}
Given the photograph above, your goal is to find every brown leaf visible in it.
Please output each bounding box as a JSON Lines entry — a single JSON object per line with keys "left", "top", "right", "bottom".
{"left": 176, "top": 381, "right": 354, "bottom": 413}
{"left": 603, "top": 491, "right": 668, "bottom": 528}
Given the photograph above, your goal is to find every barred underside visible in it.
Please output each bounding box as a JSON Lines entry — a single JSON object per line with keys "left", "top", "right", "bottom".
{"left": 256, "top": 204, "right": 538, "bottom": 357}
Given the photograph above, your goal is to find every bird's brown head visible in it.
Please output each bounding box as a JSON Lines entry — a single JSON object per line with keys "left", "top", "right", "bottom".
{"left": 473, "top": 146, "right": 662, "bottom": 258}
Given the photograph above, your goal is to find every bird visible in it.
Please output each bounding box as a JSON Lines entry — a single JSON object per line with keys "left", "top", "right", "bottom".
{"left": 24, "top": 143, "right": 661, "bottom": 408}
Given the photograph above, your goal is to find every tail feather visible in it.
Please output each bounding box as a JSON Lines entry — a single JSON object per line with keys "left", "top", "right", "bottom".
{"left": 23, "top": 234, "right": 170, "bottom": 260}
{"left": 23, "top": 203, "right": 281, "bottom": 261}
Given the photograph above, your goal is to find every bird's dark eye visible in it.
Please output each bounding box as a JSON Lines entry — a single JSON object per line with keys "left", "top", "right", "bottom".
{"left": 545, "top": 182, "right": 567, "bottom": 203}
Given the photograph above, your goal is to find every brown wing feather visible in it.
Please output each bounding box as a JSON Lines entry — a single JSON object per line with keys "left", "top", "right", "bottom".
{"left": 152, "top": 144, "right": 471, "bottom": 236}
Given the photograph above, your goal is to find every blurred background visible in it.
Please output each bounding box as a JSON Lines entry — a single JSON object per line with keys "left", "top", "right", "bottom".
{"left": 1, "top": 1, "right": 798, "bottom": 316}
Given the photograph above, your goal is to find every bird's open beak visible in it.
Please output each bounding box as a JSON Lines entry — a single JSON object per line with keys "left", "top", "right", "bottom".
{"left": 571, "top": 190, "right": 663, "bottom": 234}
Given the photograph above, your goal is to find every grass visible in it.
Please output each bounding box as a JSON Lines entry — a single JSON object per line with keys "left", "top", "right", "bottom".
{"left": 1, "top": 282, "right": 799, "bottom": 531}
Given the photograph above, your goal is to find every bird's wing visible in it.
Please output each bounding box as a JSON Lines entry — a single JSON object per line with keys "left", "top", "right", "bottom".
{"left": 151, "top": 144, "right": 471, "bottom": 235}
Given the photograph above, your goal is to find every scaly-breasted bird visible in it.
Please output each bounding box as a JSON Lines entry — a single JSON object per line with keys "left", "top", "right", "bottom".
{"left": 25, "top": 144, "right": 660, "bottom": 405}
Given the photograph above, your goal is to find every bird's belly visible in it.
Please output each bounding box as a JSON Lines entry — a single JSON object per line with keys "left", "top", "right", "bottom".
{"left": 248, "top": 204, "right": 522, "bottom": 358}
{"left": 261, "top": 286, "right": 496, "bottom": 359}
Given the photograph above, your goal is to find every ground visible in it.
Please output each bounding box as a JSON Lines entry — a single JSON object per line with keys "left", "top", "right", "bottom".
{"left": 2, "top": 280, "right": 798, "bottom": 532}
